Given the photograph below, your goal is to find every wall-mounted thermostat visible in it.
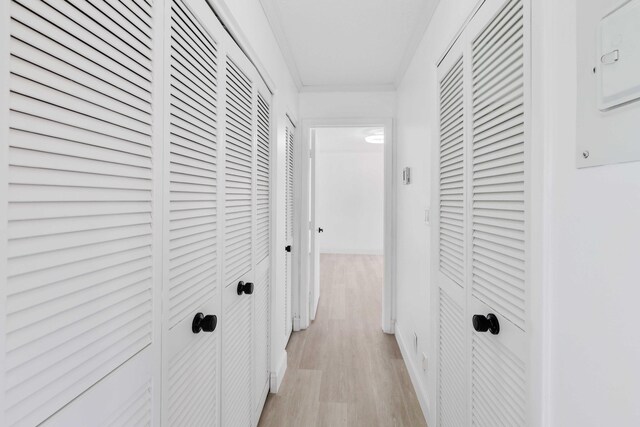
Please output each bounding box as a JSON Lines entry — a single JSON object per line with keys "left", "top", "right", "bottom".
{"left": 402, "top": 167, "right": 411, "bottom": 185}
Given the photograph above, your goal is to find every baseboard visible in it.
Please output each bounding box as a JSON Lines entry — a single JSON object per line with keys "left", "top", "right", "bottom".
{"left": 395, "top": 326, "right": 431, "bottom": 425}
{"left": 270, "top": 349, "right": 287, "bottom": 393}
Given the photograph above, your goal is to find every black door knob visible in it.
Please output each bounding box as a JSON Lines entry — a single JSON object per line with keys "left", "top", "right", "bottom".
{"left": 318, "top": 227, "right": 324, "bottom": 233}
{"left": 472, "top": 313, "right": 500, "bottom": 335}
{"left": 285, "top": 245, "right": 291, "bottom": 253}
{"left": 192, "top": 313, "right": 217, "bottom": 333}
{"left": 237, "top": 281, "right": 254, "bottom": 295}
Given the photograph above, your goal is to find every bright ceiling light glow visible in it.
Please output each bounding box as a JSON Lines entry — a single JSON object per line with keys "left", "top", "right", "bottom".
{"left": 365, "top": 135, "right": 384, "bottom": 144}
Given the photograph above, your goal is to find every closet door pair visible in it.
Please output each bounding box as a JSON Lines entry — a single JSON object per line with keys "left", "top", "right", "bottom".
{"left": 436, "top": 0, "right": 531, "bottom": 425}
{"left": 162, "top": 0, "right": 272, "bottom": 426}
{"left": 0, "top": 0, "right": 271, "bottom": 425}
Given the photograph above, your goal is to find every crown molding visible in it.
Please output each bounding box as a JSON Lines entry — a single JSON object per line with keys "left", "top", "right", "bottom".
{"left": 259, "top": 0, "right": 304, "bottom": 90}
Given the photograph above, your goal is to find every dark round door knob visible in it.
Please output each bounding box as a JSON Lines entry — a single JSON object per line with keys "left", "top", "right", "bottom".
{"left": 472, "top": 313, "right": 500, "bottom": 335}
{"left": 318, "top": 227, "right": 324, "bottom": 233}
{"left": 285, "top": 245, "right": 291, "bottom": 253}
{"left": 192, "top": 313, "right": 217, "bottom": 334}
{"left": 237, "top": 281, "right": 254, "bottom": 295}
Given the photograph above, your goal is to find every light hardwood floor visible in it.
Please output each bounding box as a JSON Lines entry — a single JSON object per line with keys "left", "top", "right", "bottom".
{"left": 258, "top": 254, "right": 428, "bottom": 427}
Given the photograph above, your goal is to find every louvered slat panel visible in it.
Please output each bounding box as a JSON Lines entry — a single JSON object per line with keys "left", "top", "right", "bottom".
{"left": 102, "top": 381, "right": 152, "bottom": 427}
{"left": 222, "top": 297, "right": 252, "bottom": 427}
{"left": 471, "top": 0, "right": 526, "bottom": 330}
{"left": 438, "top": 290, "right": 466, "bottom": 426}
{"left": 285, "top": 126, "right": 294, "bottom": 241}
{"left": 471, "top": 333, "right": 526, "bottom": 426}
{"left": 285, "top": 124, "right": 294, "bottom": 336}
{"left": 439, "top": 57, "right": 465, "bottom": 287}
{"left": 5, "top": 1, "right": 154, "bottom": 425}
{"left": 256, "top": 93, "right": 270, "bottom": 263}
{"left": 168, "top": 0, "right": 218, "bottom": 329}
{"left": 168, "top": 334, "right": 217, "bottom": 427}
{"left": 254, "top": 266, "right": 270, "bottom": 409}
{"left": 224, "top": 57, "right": 253, "bottom": 287}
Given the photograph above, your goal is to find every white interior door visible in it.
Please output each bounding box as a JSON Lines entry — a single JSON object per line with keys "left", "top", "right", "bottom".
{"left": 221, "top": 38, "right": 256, "bottom": 427}
{"left": 466, "top": 0, "right": 529, "bottom": 424}
{"left": 284, "top": 119, "right": 295, "bottom": 340}
{"left": 161, "top": 0, "right": 223, "bottom": 425}
{"left": 436, "top": 38, "right": 468, "bottom": 427}
{"left": 436, "top": 0, "right": 530, "bottom": 425}
{"left": 309, "top": 132, "right": 321, "bottom": 320}
{"left": 1, "top": 0, "right": 161, "bottom": 425}
{"left": 253, "top": 90, "right": 272, "bottom": 418}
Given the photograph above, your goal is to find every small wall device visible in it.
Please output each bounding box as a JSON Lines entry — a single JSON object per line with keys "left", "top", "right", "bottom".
{"left": 402, "top": 167, "right": 411, "bottom": 185}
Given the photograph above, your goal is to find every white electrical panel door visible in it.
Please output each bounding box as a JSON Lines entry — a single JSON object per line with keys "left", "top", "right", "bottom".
{"left": 284, "top": 119, "right": 295, "bottom": 341}
{"left": 436, "top": 39, "right": 468, "bottom": 427}
{"left": 467, "top": 0, "right": 529, "bottom": 424}
{"left": 162, "top": 0, "right": 223, "bottom": 425}
{"left": 435, "top": 0, "right": 531, "bottom": 425}
{"left": 221, "top": 41, "right": 256, "bottom": 427}
{"left": 2, "top": 0, "right": 159, "bottom": 425}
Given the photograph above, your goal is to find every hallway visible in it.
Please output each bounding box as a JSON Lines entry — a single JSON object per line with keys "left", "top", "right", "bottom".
{"left": 258, "top": 254, "right": 427, "bottom": 427}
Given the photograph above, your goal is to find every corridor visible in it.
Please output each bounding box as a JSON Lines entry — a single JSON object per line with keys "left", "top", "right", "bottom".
{"left": 259, "top": 255, "right": 426, "bottom": 427}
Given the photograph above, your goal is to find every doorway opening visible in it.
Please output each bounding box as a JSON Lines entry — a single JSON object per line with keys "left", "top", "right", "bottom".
{"left": 296, "top": 118, "right": 395, "bottom": 334}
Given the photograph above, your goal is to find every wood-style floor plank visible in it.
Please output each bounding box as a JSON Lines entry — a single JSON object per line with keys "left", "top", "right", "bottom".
{"left": 258, "top": 254, "right": 427, "bottom": 427}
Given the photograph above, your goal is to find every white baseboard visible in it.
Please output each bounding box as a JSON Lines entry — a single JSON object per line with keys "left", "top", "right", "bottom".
{"left": 270, "top": 349, "right": 287, "bottom": 393}
{"left": 395, "top": 325, "right": 431, "bottom": 425}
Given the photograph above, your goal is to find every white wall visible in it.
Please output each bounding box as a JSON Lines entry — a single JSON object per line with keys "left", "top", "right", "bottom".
{"left": 316, "top": 128, "right": 384, "bottom": 255}
{"left": 539, "top": 0, "right": 640, "bottom": 425}
{"left": 394, "top": 0, "right": 478, "bottom": 422}
{"left": 213, "top": 0, "right": 299, "bottom": 391}
{"left": 299, "top": 91, "right": 396, "bottom": 119}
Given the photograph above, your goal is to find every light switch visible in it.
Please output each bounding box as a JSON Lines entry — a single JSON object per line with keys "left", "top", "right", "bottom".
{"left": 597, "top": 0, "right": 640, "bottom": 110}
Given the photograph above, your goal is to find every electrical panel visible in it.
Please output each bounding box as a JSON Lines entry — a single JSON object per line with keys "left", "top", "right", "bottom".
{"left": 577, "top": 0, "right": 640, "bottom": 168}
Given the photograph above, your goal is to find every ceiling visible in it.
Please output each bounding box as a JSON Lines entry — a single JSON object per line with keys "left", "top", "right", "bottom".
{"left": 316, "top": 127, "right": 384, "bottom": 153}
{"left": 260, "top": 0, "right": 440, "bottom": 90}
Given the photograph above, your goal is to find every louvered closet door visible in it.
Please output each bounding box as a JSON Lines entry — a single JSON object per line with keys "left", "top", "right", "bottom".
{"left": 436, "top": 38, "right": 468, "bottom": 427}
{"left": 467, "top": 0, "right": 529, "bottom": 425}
{"left": 221, "top": 38, "right": 256, "bottom": 427}
{"left": 253, "top": 90, "right": 272, "bottom": 417}
{"left": 284, "top": 119, "right": 295, "bottom": 341}
{"left": 161, "top": 0, "right": 224, "bottom": 425}
{"left": 2, "top": 0, "right": 159, "bottom": 425}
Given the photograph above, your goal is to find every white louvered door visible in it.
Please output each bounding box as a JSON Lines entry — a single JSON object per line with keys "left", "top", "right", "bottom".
{"left": 1, "top": 0, "right": 161, "bottom": 425}
{"left": 161, "top": 0, "right": 223, "bottom": 425}
{"left": 436, "top": 38, "right": 468, "bottom": 427}
{"left": 467, "top": 0, "right": 529, "bottom": 424}
{"left": 1, "top": 1, "right": 274, "bottom": 426}
{"left": 221, "top": 37, "right": 256, "bottom": 427}
{"left": 284, "top": 118, "right": 295, "bottom": 341}
{"left": 436, "top": 0, "right": 530, "bottom": 425}
{"left": 253, "top": 91, "right": 272, "bottom": 418}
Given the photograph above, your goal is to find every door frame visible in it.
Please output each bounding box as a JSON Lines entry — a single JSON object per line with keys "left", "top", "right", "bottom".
{"left": 296, "top": 118, "right": 396, "bottom": 333}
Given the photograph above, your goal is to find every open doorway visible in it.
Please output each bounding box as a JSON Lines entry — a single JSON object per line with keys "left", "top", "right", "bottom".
{"left": 296, "top": 118, "right": 395, "bottom": 333}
